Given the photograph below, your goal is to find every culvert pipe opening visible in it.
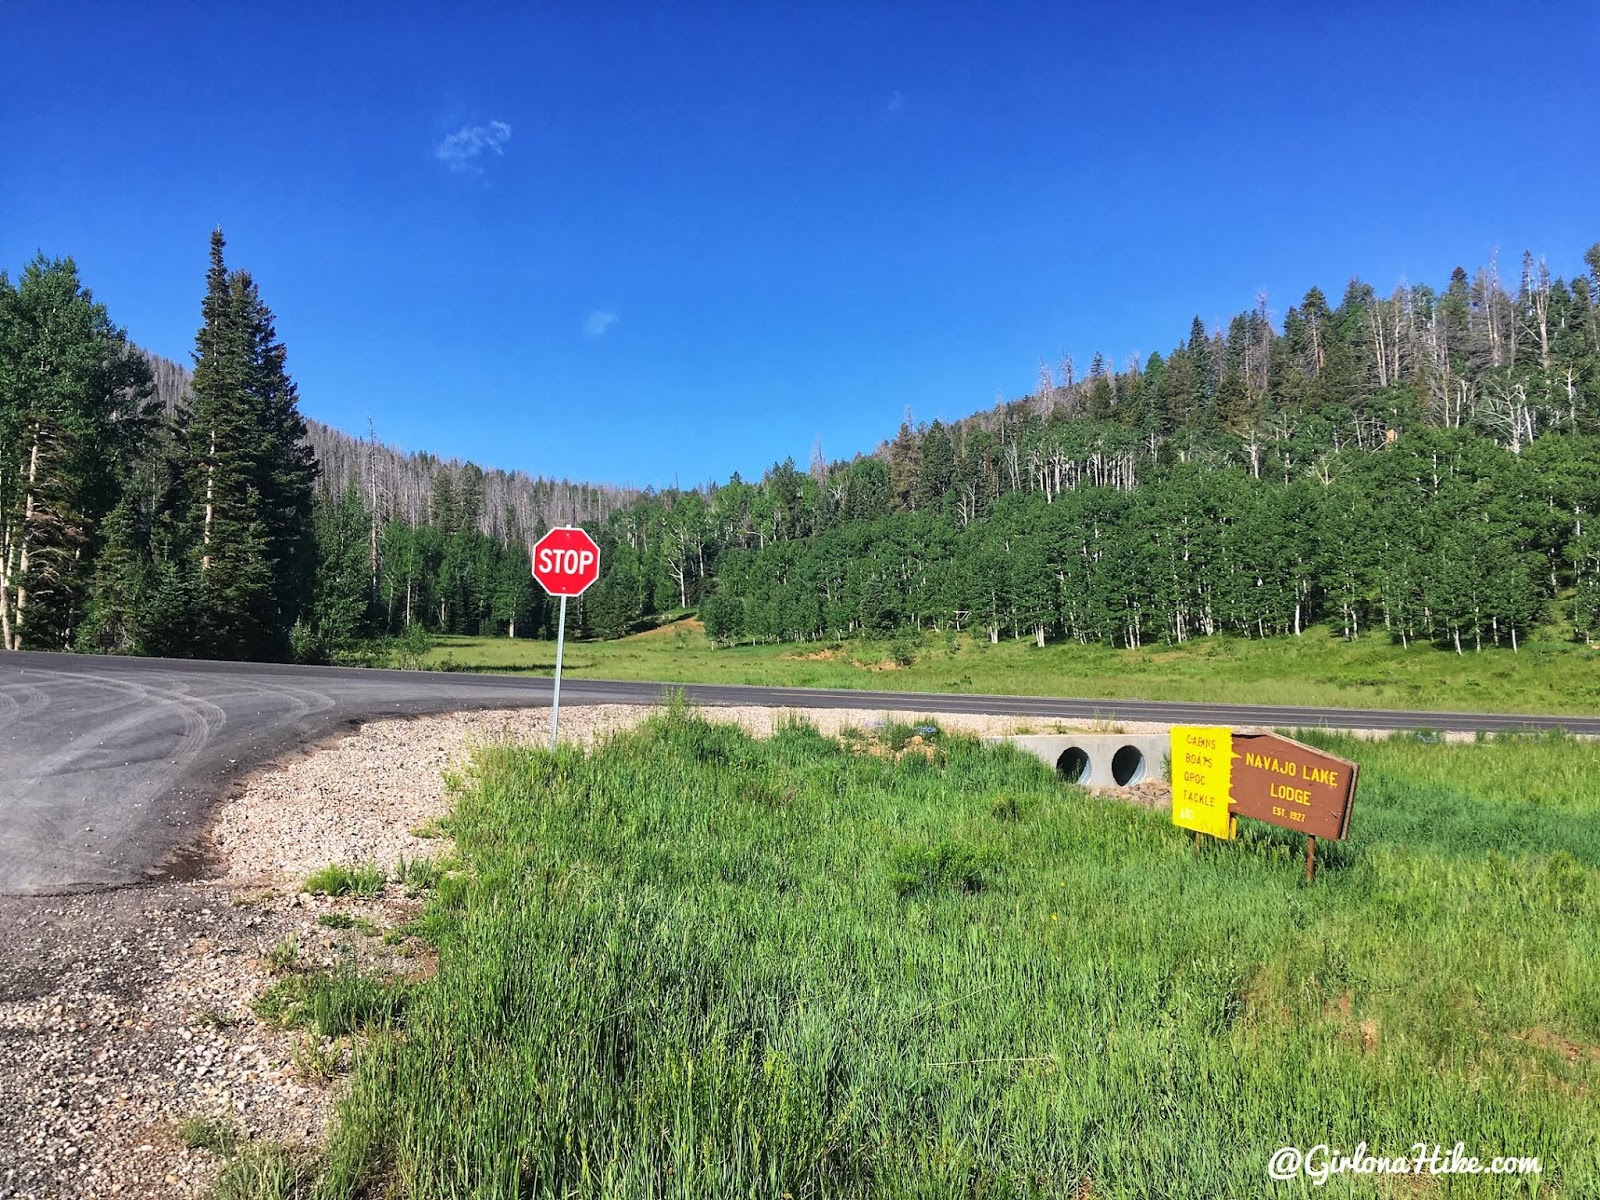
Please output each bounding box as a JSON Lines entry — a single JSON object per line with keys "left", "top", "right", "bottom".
{"left": 1056, "top": 746, "right": 1090, "bottom": 785}
{"left": 1111, "top": 744, "right": 1146, "bottom": 786}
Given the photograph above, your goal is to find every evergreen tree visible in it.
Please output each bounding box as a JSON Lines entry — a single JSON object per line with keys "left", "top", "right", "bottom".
{"left": 915, "top": 420, "right": 955, "bottom": 509}
{"left": 294, "top": 489, "right": 371, "bottom": 663}
{"left": 76, "top": 493, "right": 147, "bottom": 653}
{"left": 491, "top": 540, "right": 535, "bottom": 637}
{"left": 1212, "top": 368, "right": 1254, "bottom": 432}
{"left": 0, "top": 256, "right": 153, "bottom": 650}
{"left": 886, "top": 422, "right": 922, "bottom": 511}
{"left": 1161, "top": 349, "right": 1202, "bottom": 432}
{"left": 184, "top": 230, "right": 317, "bottom": 659}
{"left": 1086, "top": 353, "right": 1114, "bottom": 420}
{"left": 1186, "top": 317, "right": 1214, "bottom": 403}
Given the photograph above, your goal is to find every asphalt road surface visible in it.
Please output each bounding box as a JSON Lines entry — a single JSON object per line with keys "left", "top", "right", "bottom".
{"left": 3, "top": 649, "right": 1597, "bottom": 896}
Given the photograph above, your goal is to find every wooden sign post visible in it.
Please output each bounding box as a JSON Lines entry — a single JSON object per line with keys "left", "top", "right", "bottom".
{"left": 1170, "top": 727, "right": 1359, "bottom": 879}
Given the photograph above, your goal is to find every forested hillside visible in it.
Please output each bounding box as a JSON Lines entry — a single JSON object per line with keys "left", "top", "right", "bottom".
{"left": 0, "top": 234, "right": 634, "bottom": 661}
{"left": 600, "top": 245, "right": 1600, "bottom": 654}
{"left": 144, "top": 354, "right": 635, "bottom": 544}
{"left": 144, "top": 353, "right": 636, "bottom": 648}
{"left": 5, "top": 237, "right": 1599, "bottom": 664}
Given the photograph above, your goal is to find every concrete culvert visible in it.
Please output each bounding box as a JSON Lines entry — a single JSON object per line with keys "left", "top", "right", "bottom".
{"left": 1111, "top": 744, "right": 1146, "bottom": 786}
{"left": 1056, "top": 747, "right": 1090, "bottom": 784}
{"left": 986, "top": 733, "right": 1171, "bottom": 790}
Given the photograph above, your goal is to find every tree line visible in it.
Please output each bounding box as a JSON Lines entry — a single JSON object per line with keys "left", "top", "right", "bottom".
{"left": 2, "top": 233, "right": 317, "bottom": 658}
{"left": 5, "top": 237, "right": 1598, "bottom": 663}
{"left": 592, "top": 243, "right": 1600, "bottom": 654}
{"left": 0, "top": 234, "right": 634, "bottom": 660}
{"left": 699, "top": 434, "right": 1599, "bottom": 654}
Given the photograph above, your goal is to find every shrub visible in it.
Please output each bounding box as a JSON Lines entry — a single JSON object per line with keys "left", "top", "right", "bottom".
{"left": 387, "top": 623, "right": 433, "bottom": 671}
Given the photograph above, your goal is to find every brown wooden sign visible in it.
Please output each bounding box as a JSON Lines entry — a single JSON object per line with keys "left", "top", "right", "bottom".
{"left": 1228, "top": 731, "right": 1358, "bottom": 840}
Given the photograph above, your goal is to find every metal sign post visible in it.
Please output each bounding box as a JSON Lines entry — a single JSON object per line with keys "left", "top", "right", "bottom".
{"left": 529, "top": 526, "right": 601, "bottom": 752}
{"left": 550, "top": 594, "right": 567, "bottom": 750}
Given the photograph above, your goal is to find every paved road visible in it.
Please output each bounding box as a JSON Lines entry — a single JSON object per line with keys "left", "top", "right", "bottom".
{"left": 3, "top": 649, "right": 1596, "bottom": 895}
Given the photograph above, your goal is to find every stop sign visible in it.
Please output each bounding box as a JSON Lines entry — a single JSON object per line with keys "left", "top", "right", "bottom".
{"left": 531, "top": 526, "right": 601, "bottom": 597}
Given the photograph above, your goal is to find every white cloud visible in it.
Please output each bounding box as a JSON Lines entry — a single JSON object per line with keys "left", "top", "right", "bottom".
{"left": 435, "top": 120, "right": 512, "bottom": 174}
{"left": 584, "top": 310, "right": 619, "bottom": 338}
{"left": 886, "top": 90, "right": 905, "bottom": 117}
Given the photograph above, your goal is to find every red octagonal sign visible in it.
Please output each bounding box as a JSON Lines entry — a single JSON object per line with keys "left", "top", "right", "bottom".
{"left": 531, "top": 526, "right": 601, "bottom": 597}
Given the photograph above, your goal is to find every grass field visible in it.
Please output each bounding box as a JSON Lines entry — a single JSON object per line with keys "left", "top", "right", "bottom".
{"left": 301, "top": 709, "right": 1598, "bottom": 1198}
{"left": 419, "top": 617, "right": 1600, "bottom": 717}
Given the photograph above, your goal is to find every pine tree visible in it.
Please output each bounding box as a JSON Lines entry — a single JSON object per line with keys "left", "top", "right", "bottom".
{"left": 915, "top": 421, "right": 955, "bottom": 509}
{"left": 1086, "top": 353, "right": 1114, "bottom": 420}
{"left": 0, "top": 256, "right": 153, "bottom": 650}
{"left": 294, "top": 489, "right": 371, "bottom": 663}
{"left": 491, "top": 540, "right": 535, "bottom": 637}
{"left": 1440, "top": 266, "right": 1473, "bottom": 374}
{"left": 1212, "top": 368, "right": 1255, "bottom": 432}
{"left": 184, "top": 230, "right": 317, "bottom": 660}
{"left": 76, "top": 493, "right": 148, "bottom": 653}
{"left": 584, "top": 542, "right": 642, "bottom": 639}
{"left": 243, "top": 267, "right": 318, "bottom": 641}
{"left": 885, "top": 422, "right": 921, "bottom": 511}
{"left": 1161, "top": 349, "right": 1202, "bottom": 432}
{"left": 1186, "top": 317, "right": 1215, "bottom": 402}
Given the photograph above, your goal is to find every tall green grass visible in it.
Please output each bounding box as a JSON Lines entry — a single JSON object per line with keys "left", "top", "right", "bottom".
{"left": 315, "top": 711, "right": 1598, "bottom": 1198}
{"left": 420, "top": 622, "right": 1600, "bottom": 717}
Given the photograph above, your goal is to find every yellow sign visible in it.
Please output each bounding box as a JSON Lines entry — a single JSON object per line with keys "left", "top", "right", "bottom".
{"left": 1170, "top": 726, "right": 1236, "bottom": 840}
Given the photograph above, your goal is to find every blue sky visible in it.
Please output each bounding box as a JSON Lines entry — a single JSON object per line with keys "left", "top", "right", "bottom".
{"left": 3, "top": 3, "right": 1597, "bottom": 488}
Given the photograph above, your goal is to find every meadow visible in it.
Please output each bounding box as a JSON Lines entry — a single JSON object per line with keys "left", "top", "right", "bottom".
{"left": 418, "top": 618, "right": 1600, "bottom": 717}
{"left": 293, "top": 709, "right": 1598, "bottom": 1198}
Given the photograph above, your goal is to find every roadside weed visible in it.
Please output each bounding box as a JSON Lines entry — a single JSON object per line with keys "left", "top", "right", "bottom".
{"left": 260, "top": 936, "right": 299, "bottom": 973}
{"left": 291, "top": 1035, "right": 343, "bottom": 1082}
{"left": 393, "top": 855, "right": 441, "bottom": 895}
{"left": 177, "top": 1113, "right": 240, "bottom": 1154}
{"left": 301, "top": 711, "right": 1600, "bottom": 1196}
{"left": 213, "top": 1141, "right": 317, "bottom": 1200}
{"left": 193, "top": 1007, "right": 240, "bottom": 1030}
{"left": 303, "top": 863, "right": 385, "bottom": 897}
{"left": 255, "top": 968, "right": 408, "bottom": 1039}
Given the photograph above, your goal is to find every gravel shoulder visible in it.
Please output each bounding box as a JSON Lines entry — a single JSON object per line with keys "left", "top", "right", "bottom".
{"left": 0, "top": 705, "right": 631, "bottom": 1198}
{"left": 0, "top": 702, "right": 1185, "bottom": 1196}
